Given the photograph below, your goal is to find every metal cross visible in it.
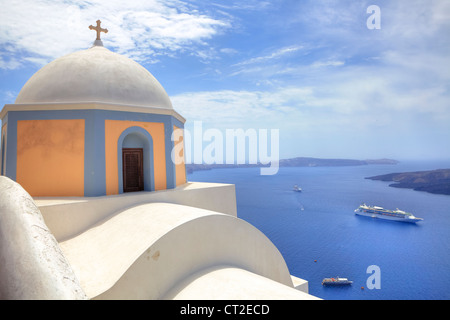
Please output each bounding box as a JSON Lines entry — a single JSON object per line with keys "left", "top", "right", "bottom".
{"left": 89, "top": 20, "right": 108, "bottom": 41}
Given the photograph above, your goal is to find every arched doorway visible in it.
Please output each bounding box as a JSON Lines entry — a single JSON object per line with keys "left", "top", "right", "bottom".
{"left": 117, "top": 127, "right": 155, "bottom": 193}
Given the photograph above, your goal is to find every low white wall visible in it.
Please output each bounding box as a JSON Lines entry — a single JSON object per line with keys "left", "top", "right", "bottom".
{"left": 59, "top": 202, "right": 303, "bottom": 299}
{"left": 163, "top": 266, "right": 319, "bottom": 300}
{"left": 36, "top": 182, "right": 237, "bottom": 242}
{"left": 291, "top": 275, "right": 309, "bottom": 293}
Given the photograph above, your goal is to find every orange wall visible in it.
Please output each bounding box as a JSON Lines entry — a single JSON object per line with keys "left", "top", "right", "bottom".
{"left": 173, "top": 125, "right": 186, "bottom": 186}
{"left": 16, "top": 119, "right": 85, "bottom": 197}
{"left": 105, "top": 120, "right": 166, "bottom": 195}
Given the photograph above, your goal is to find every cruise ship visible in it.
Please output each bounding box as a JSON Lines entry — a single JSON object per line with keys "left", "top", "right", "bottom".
{"left": 355, "top": 204, "right": 423, "bottom": 223}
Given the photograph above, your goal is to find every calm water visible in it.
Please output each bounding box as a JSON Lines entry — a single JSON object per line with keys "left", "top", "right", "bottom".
{"left": 187, "top": 160, "right": 450, "bottom": 300}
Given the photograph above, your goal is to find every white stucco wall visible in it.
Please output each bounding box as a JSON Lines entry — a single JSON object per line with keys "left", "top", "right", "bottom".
{"left": 0, "top": 176, "right": 87, "bottom": 300}
{"left": 36, "top": 182, "right": 237, "bottom": 241}
{"left": 163, "top": 266, "right": 319, "bottom": 300}
{"left": 59, "top": 202, "right": 311, "bottom": 299}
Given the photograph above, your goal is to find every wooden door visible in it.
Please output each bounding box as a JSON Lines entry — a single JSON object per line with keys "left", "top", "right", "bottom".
{"left": 122, "top": 148, "right": 144, "bottom": 193}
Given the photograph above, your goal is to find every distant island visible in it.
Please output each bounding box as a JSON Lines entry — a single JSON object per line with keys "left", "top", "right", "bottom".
{"left": 186, "top": 157, "right": 398, "bottom": 173}
{"left": 278, "top": 157, "right": 398, "bottom": 167}
{"left": 366, "top": 169, "right": 450, "bottom": 196}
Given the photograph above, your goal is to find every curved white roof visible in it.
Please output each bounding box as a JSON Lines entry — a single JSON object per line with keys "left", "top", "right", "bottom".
{"left": 15, "top": 45, "right": 173, "bottom": 110}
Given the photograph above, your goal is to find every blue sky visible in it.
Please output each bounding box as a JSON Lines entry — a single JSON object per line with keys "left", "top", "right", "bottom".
{"left": 1, "top": 0, "right": 449, "bottom": 161}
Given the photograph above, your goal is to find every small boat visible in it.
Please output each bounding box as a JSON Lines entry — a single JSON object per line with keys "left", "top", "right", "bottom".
{"left": 322, "top": 277, "right": 353, "bottom": 286}
{"left": 293, "top": 185, "right": 302, "bottom": 192}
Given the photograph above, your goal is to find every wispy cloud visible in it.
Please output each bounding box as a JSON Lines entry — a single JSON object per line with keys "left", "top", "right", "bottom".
{"left": 171, "top": 70, "right": 450, "bottom": 159}
{"left": 0, "top": 89, "right": 17, "bottom": 104}
{"left": 171, "top": 76, "right": 450, "bottom": 129}
{"left": 171, "top": 87, "right": 311, "bottom": 126}
{"left": 0, "top": 56, "right": 22, "bottom": 70}
{"left": 210, "top": 1, "right": 272, "bottom": 12}
{"left": 311, "top": 60, "right": 345, "bottom": 68}
{"left": 232, "top": 46, "right": 304, "bottom": 67}
{"left": 0, "top": 0, "right": 229, "bottom": 69}
{"left": 228, "top": 45, "right": 308, "bottom": 78}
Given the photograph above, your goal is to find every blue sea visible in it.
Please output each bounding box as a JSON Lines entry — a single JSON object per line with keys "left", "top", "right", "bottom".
{"left": 187, "top": 160, "right": 450, "bottom": 300}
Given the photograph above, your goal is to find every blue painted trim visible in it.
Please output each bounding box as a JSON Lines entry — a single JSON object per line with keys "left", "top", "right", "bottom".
{"left": 167, "top": 117, "right": 185, "bottom": 188}
{"left": 84, "top": 110, "right": 106, "bottom": 196}
{"left": 1, "top": 115, "right": 7, "bottom": 176}
{"left": 1, "top": 129, "right": 5, "bottom": 176}
{"left": 165, "top": 119, "right": 175, "bottom": 189}
{"left": 117, "top": 126, "right": 155, "bottom": 193}
{"left": 171, "top": 117, "right": 184, "bottom": 129}
{"left": 4, "top": 112, "right": 18, "bottom": 181}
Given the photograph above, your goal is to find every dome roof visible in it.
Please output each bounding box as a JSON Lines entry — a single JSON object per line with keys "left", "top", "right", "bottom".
{"left": 15, "top": 45, "right": 173, "bottom": 109}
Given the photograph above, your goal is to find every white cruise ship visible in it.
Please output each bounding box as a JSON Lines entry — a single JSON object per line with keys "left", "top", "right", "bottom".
{"left": 355, "top": 204, "right": 423, "bottom": 223}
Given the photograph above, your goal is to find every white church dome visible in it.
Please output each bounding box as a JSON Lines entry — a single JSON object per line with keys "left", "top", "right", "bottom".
{"left": 15, "top": 45, "right": 173, "bottom": 109}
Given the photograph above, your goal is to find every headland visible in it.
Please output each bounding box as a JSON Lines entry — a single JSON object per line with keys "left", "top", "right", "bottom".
{"left": 366, "top": 169, "right": 450, "bottom": 196}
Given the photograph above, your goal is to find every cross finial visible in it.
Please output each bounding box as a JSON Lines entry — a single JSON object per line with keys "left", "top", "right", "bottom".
{"left": 89, "top": 20, "right": 108, "bottom": 42}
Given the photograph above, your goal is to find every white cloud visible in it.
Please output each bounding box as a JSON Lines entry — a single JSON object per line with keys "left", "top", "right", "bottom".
{"left": 210, "top": 1, "right": 272, "bottom": 12}
{"left": 171, "top": 74, "right": 450, "bottom": 159}
{"left": 232, "top": 46, "right": 303, "bottom": 67}
{"left": 227, "top": 45, "right": 310, "bottom": 79}
{"left": 383, "top": 0, "right": 450, "bottom": 41}
{"left": 172, "top": 87, "right": 308, "bottom": 127}
{"left": 220, "top": 48, "right": 238, "bottom": 55}
{"left": 172, "top": 62, "right": 450, "bottom": 130}
{"left": 0, "top": 0, "right": 229, "bottom": 69}
{"left": 217, "top": 0, "right": 450, "bottom": 133}
{"left": 170, "top": 86, "right": 335, "bottom": 129}
{"left": 0, "top": 56, "right": 22, "bottom": 70}
{"left": 1, "top": 90, "right": 17, "bottom": 103}
{"left": 311, "top": 60, "right": 345, "bottom": 68}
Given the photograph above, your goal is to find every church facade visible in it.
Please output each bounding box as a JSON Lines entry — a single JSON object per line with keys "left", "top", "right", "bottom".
{"left": 0, "top": 42, "right": 186, "bottom": 197}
